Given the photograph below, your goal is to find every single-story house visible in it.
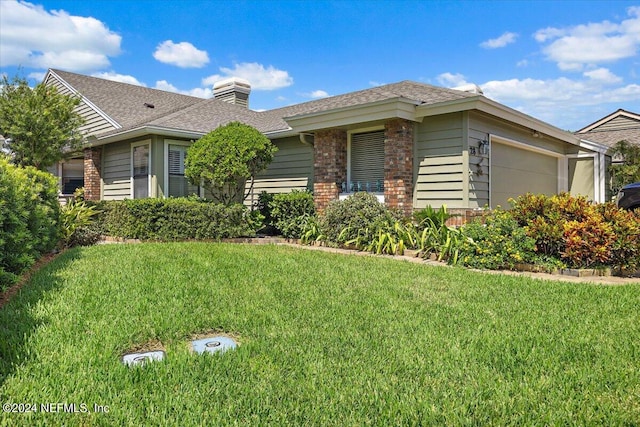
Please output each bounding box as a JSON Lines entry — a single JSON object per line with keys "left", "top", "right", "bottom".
{"left": 44, "top": 68, "right": 610, "bottom": 218}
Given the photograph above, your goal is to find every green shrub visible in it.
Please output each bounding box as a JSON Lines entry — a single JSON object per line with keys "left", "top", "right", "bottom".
{"left": 269, "top": 190, "right": 315, "bottom": 238}
{"left": 413, "top": 205, "right": 455, "bottom": 230}
{"left": 0, "top": 157, "right": 60, "bottom": 289}
{"left": 96, "top": 198, "right": 255, "bottom": 240}
{"left": 340, "top": 211, "right": 407, "bottom": 254}
{"left": 460, "top": 209, "right": 542, "bottom": 270}
{"left": 319, "top": 192, "right": 401, "bottom": 244}
{"left": 60, "top": 201, "right": 101, "bottom": 247}
{"left": 255, "top": 191, "right": 274, "bottom": 225}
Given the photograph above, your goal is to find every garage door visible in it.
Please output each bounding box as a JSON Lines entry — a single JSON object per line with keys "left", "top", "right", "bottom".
{"left": 491, "top": 142, "right": 558, "bottom": 208}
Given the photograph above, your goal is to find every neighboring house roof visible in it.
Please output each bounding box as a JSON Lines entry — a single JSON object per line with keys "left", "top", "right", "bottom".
{"left": 575, "top": 109, "right": 640, "bottom": 148}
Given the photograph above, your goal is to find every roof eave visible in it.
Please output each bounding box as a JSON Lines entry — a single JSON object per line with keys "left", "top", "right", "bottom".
{"left": 86, "top": 126, "right": 205, "bottom": 146}
{"left": 578, "top": 138, "right": 610, "bottom": 154}
{"left": 283, "top": 97, "right": 423, "bottom": 133}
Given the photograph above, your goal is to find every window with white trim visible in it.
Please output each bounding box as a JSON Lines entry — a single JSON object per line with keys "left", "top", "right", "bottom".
{"left": 344, "top": 131, "right": 385, "bottom": 193}
{"left": 168, "top": 144, "right": 199, "bottom": 197}
{"left": 132, "top": 144, "right": 149, "bottom": 198}
{"left": 60, "top": 159, "right": 84, "bottom": 195}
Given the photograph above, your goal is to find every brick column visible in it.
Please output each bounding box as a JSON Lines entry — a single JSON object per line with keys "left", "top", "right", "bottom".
{"left": 313, "top": 129, "right": 347, "bottom": 213}
{"left": 384, "top": 119, "right": 414, "bottom": 216}
{"left": 83, "top": 147, "right": 102, "bottom": 201}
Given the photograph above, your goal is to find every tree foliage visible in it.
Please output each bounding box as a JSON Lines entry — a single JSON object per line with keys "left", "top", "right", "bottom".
{"left": 185, "top": 122, "right": 277, "bottom": 204}
{"left": 0, "top": 74, "right": 84, "bottom": 170}
{"left": 609, "top": 139, "right": 640, "bottom": 195}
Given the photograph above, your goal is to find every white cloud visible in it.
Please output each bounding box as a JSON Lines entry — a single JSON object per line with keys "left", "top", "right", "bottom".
{"left": 153, "top": 40, "right": 209, "bottom": 68}
{"left": 534, "top": 7, "right": 640, "bottom": 71}
{"left": 154, "top": 80, "right": 211, "bottom": 98}
{"left": 202, "top": 62, "right": 293, "bottom": 90}
{"left": 369, "top": 81, "right": 385, "bottom": 87}
{"left": 28, "top": 71, "right": 45, "bottom": 82}
{"left": 516, "top": 59, "right": 529, "bottom": 67}
{"left": 436, "top": 72, "right": 470, "bottom": 87}
{"left": 480, "top": 32, "right": 518, "bottom": 49}
{"left": 480, "top": 75, "right": 640, "bottom": 128}
{"left": 583, "top": 67, "right": 622, "bottom": 84}
{"left": 92, "top": 71, "right": 146, "bottom": 86}
{"left": 0, "top": 0, "right": 121, "bottom": 72}
{"left": 308, "top": 90, "right": 329, "bottom": 99}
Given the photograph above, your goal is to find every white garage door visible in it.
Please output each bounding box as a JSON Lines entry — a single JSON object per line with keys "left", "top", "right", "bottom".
{"left": 491, "top": 142, "right": 558, "bottom": 208}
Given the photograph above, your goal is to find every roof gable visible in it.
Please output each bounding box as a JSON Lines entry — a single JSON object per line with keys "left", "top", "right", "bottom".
{"left": 577, "top": 109, "right": 640, "bottom": 133}
{"left": 49, "top": 69, "right": 203, "bottom": 132}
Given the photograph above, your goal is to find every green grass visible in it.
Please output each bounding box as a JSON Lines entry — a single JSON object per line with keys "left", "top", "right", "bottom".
{"left": 1, "top": 243, "right": 639, "bottom": 426}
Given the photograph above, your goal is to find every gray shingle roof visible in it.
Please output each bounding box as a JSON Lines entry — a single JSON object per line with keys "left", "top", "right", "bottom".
{"left": 51, "top": 70, "right": 479, "bottom": 137}
{"left": 578, "top": 128, "right": 640, "bottom": 147}
{"left": 51, "top": 69, "right": 203, "bottom": 130}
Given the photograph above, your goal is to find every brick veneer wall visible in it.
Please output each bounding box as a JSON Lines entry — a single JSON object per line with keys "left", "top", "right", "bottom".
{"left": 313, "top": 129, "right": 347, "bottom": 213}
{"left": 445, "top": 208, "right": 487, "bottom": 227}
{"left": 83, "top": 147, "right": 102, "bottom": 201}
{"left": 384, "top": 119, "right": 414, "bottom": 216}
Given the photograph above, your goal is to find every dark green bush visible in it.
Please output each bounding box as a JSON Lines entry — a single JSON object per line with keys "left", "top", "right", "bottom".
{"left": 94, "top": 198, "right": 255, "bottom": 240}
{"left": 0, "top": 157, "right": 60, "bottom": 289}
{"left": 319, "top": 192, "right": 402, "bottom": 244}
{"left": 459, "top": 209, "right": 543, "bottom": 270}
{"left": 269, "top": 190, "right": 315, "bottom": 238}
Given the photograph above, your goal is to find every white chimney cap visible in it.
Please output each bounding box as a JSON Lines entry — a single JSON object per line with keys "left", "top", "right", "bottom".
{"left": 213, "top": 77, "right": 251, "bottom": 93}
{"left": 452, "top": 84, "right": 484, "bottom": 95}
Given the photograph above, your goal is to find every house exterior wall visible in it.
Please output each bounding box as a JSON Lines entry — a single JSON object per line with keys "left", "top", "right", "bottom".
{"left": 384, "top": 118, "right": 414, "bottom": 216}
{"left": 101, "top": 140, "right": 131, "bottom": 200}
{"left": 592, "top": 115, "right": 640, "bottom": 131}
{"left": 414, "top": 113, "right": 466, "bottom": 209}
{"left": 569, "top": 157, "right": 595, "bottom": 200}
{"left": 313, "top": 129, "right": 347, "bottom": 212}
{"left": 83, "top": 147, "right": 102, "bottom": 201}
{"left": 245, "top": 136, "right": 314, "bottom": 206}
{"left": 468, "top": 111, "right": 568, "bottom": 208}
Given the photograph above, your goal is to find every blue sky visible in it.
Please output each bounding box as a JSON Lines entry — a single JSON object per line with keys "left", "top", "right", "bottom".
{"left": 1, "top": 0, "right": 639, "bottom": 130}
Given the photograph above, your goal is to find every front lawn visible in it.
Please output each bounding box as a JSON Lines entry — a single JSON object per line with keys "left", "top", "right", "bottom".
{"left": 1, "top": 243, "right": 639, "bottom": 426}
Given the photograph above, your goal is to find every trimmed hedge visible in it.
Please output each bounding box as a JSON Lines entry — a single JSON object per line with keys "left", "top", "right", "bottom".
{"left": 319, "top": 192, "right": 402, "bottom": 244}
{"left": 269, "top": 190, "right": 315, "bottom": 238}
{"left": 90, "top": 198, "right": 256, "bottom": 240}
{"left": 0, "top": 157, "right": 60, "bottom": 288}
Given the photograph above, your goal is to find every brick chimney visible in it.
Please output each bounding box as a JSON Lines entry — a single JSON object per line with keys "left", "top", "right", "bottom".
{"left": 213, "top": 77, "right": 251, "bottom": 108}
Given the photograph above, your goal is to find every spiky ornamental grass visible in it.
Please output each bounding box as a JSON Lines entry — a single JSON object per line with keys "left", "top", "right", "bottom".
{"left": 1, "top": 243, "right": 639, "bottom": 426}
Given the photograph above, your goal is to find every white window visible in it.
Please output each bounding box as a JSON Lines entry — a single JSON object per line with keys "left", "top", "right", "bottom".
{"left": 132, "top": 143, "right": 150, "bottom": 198}
{"left": 168, "top": 144, "right": 199, "bottom": 197}
{"left": 345, "top": 131, "right": 385, "bottom": 193}
{"left": 60, "top": 159, "right": 84, "bottom": 195}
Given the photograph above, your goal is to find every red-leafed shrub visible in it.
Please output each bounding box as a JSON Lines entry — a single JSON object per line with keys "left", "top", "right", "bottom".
{"left": 561, "top": 218, "right": 614, "bottom": 268}
{"left": 597, "top": 203, "right": 640, "bottom": 273}
{"left": 509, "top": 193, "right": 640, "bottom": 272}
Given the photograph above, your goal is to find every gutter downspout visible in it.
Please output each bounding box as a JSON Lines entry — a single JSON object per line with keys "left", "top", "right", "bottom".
{"left": 299, "top": 133, "right": 314, "bottom": 146}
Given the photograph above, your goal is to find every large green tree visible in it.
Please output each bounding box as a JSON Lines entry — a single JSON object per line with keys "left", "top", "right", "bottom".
{"left": 0, "top": 74, "right": 84, "bottom": 170}
{"left": 609, "top": 139, "right": 640, "bottom": 195}
{"left": 185, "top": 121, "right": 277, "bottom": 205}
